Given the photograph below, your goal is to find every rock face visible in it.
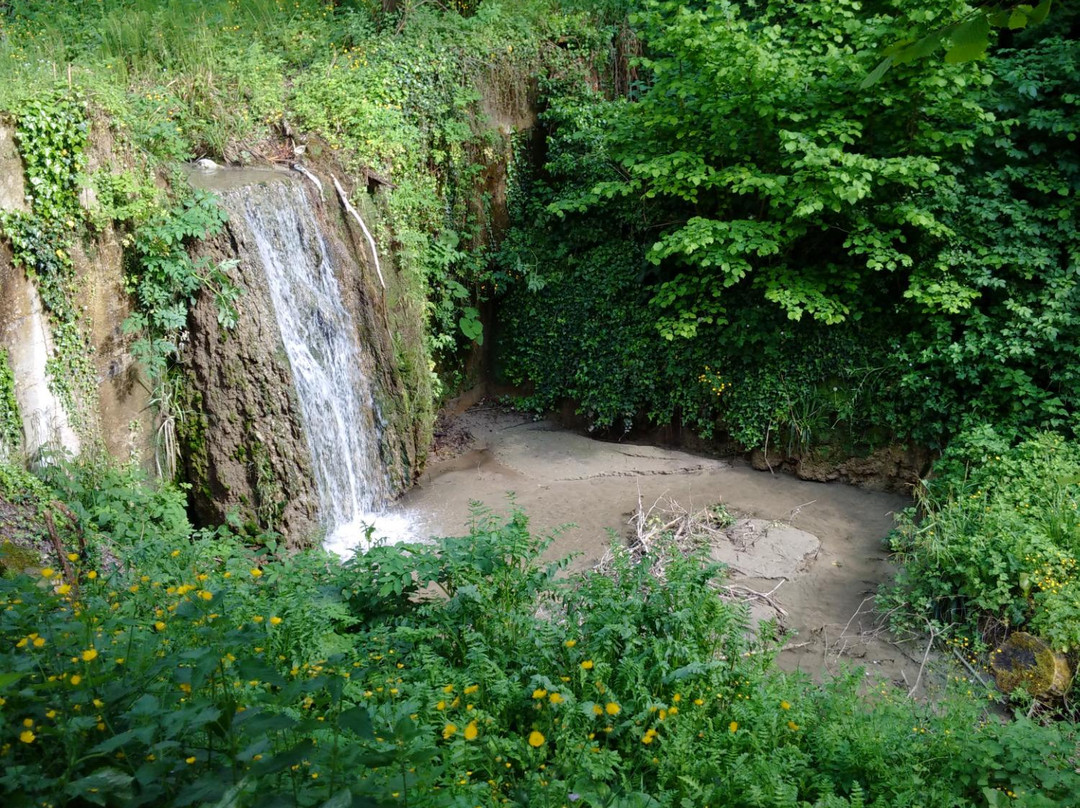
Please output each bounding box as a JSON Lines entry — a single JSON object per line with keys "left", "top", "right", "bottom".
{"left": 182, "top": 169, "right": 430, "bottom": 546}
{"left": 0, "top": 121, "right": 81, "bottom": 459}
{"left": 0, "top": 123, "right": 25, "bottom": 213}
{"left": 991, "top": 631, "right": 1072, "bottom": 699}
{"left": 709, "top": 519, "right": 821, "bottom": 580}
{"left": 1, "top": 119, "right": 154, "bottom": 466}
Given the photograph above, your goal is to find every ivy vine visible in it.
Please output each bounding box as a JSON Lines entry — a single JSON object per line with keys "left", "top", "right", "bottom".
{"left": 0, "top": 348, "right": 21, "bottom": 455}
{"left": 0, "top": 90, "right": 96, "bottom": 435}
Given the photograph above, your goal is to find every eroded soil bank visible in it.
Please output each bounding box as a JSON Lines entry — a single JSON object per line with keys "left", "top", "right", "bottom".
{"left": 396, "top": 406, "right": 940, "bottom": 691}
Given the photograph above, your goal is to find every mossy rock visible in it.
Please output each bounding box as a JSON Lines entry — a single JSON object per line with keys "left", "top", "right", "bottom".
{"left": 990, "top": 631, "right": 1072, "bottom": 699}
{"left": 0, "top": 540, "right": 42, "bottom": 576}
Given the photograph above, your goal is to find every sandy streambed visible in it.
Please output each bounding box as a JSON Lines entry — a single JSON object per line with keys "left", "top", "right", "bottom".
{"left": 395, "top": 407, "right": 936, "bottom": 690}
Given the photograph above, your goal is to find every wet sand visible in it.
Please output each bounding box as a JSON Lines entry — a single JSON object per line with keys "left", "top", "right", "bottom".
{"left": 395, "top": 407, "right": 937, "bottom": 690}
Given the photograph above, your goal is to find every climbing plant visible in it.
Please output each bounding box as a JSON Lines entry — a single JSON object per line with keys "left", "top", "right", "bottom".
{"left": 0, "top": 90, "right": 95, "bottom": 435}
{"left": 0, "top": 348, "right": 20, "bottom": 456}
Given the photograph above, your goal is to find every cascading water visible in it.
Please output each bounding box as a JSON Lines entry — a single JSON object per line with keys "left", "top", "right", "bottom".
{"left": 233, "top": 179, "right": 410, "bottom": 555}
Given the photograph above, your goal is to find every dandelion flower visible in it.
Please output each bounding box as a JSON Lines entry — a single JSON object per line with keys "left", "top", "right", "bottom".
{"left": 532, "top": 688, "right": 547, "bottom": 699}
{"left": 564, "top": 639, "right": 577, "bottom": 648}
{"left": 186, "top": 756, "right": 196, "bottom": 764}
{"left": 82, "top": 649, "right": 98, "bottom": 662}
{"left": 592, "top": 704, "right": 603, "bottom": 715}
{"left": 528, "top": 730, "right": 545, "bottom": 748}
{"left": 443, "top": 723, "right": 458, "bottom": 739}
{"left": 41, "top": 568, "right": 55, "bottom": 579}
{"left": 70, "top": 675, "right": 82, "bottom": 686}
{"left": 464, "top": 721, "right": 479, "bottom": 741}
{"left": 787, "top": 720, "right": 800, "bottom": 731}
{"left": 729, "top": 721, "right": 738, "bottom": 733}
{"left": 549, "top": 693, "right": 564, "bottom": 705}
{"left": 19, "top": 730, "right": 35, "bottom": 743}
{"left": 57, "top": 584, "right": 71, "bottom": 595}
{"left": 605, "top": 702, "right": 620, "bottom": 715}
{"left": 780, "top": 700, "right": 791, "bottom": 710}
{"left": 33, "top": 637, "right": 45, "bottom": 648}
{"left": 154, "top": 621, "right": 166, "bottom": 631}
{"left": 581, "top": 660, "right": 594, "bottom": 670}
{"left": 436, "top": 700, "right": 446, "bottom": 711}
{"left": 86, "top": 571, "right": 97, "bottom": 580}
{"left": 464, "top": 684, "right": 478, "bottom": 695}
{"left": 269, "top": 616, "right": 282, "bottom": 625}
{"left": 250, "top": 569, "right": 263, "bottom": 578}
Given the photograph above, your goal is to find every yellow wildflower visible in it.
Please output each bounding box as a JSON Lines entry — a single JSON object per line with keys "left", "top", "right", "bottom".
{"left": 250, "top": 569, "right": 263, "bottom": 578}
{"left": 464, "top": 684, "right": 479, "bottom": 695}
{"left": 605, "top": 702, "right": 620, "bottom": 715}
{"left": 532, "top": 688, "right": 547, "bottom": 699}
{"left": 19, "top": 730, "right": 35, "bottom": 743}
{"left": 269, "top": 616, "right": 282, "bottom": 625}
{"left": 729, "top": 721, "right": 738, "bottom": 733}
{"left": 549, "top": 693, "right": 564, "bottom": 704}
{"left": 41, "top": 568, "right": 55, "bottom": 579}
{"left": 443, "top": 723, "right": 458, "bottom": 739}
{"left": 780, "top": 701, "right": 791, "bottom": 710}
{"left": 528, "top": 730, "right": 545, "bottom": 748}
{"left": 464, "top": 721, "right": 479, "bottom": 741}
{"left": 82, "top": 649, "right": 98, "bottom": 662}
{"left": 564, "top": 639, "right": 577, "bottom": 648}
{"left": 581, "top": 660, "right": 594, "bottom": 670}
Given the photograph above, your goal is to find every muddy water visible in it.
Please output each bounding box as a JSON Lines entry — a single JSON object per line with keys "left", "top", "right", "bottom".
{"left": 395, "top": 407, "right": 935, "bottom": 690}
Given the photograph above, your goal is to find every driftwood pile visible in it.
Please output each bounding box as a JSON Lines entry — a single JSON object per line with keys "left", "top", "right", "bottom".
{"left": 593, "top": 493, "right": 789, "bottom": 624}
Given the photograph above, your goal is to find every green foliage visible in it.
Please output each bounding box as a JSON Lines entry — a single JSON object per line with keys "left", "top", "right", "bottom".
{"left": 0, "top": 90, "right": 95, "bottom": 433}
{"left": 883, "top": 428, "right": 1080, "bottom": 656}
{"left": 122, "top": 190, "right": 236, "bottom": 384}
{"left": 497, "top": 0, "right": 1080, "bottom": 451}
{"left": 894, "top": 28, "right": 1080, "bottom": 444}
{"left": 862, "top": 0, "right": 1055, "bottom": 86}
{"left": 0, "top": 349, "right": 20, "bottom": 456}
{"left": 567, "top": 0, "right": 988, "bottom": 328}
{"left": 3, "top": 465, "right": 1080, "bottom": 806}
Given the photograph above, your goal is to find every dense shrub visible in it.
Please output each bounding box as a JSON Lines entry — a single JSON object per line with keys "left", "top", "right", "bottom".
{"left": 2, "top": 464, "right": 1079, "bottom": 806}
{"left": 883, "top": 428, "right": 1080, "bottom": 656}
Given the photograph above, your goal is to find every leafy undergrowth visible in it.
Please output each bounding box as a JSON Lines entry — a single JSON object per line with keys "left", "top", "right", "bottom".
{"left": 883, "top": 427, "right": 1080, "bottom": 675}
{"left": 1, "top": 462, "right": 1079, "bottom": 807}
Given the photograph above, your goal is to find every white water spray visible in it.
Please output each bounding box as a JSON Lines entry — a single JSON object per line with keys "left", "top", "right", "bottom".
{"left": 235, "top": 180, "right": 412, "bottom": 556}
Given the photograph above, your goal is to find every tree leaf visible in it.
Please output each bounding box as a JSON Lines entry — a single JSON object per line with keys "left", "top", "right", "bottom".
{"left": 945, "top": 15, "right": 991, "bottom": 63}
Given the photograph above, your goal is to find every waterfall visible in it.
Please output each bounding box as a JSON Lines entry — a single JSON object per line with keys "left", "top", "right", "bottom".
{"left": 232, "top": 179, "right": 408, "bottom": 554}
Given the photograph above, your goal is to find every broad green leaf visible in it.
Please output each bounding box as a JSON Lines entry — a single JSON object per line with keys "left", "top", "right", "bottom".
{"left": 945, "top": 15, "right": 991, "bottom": 63}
